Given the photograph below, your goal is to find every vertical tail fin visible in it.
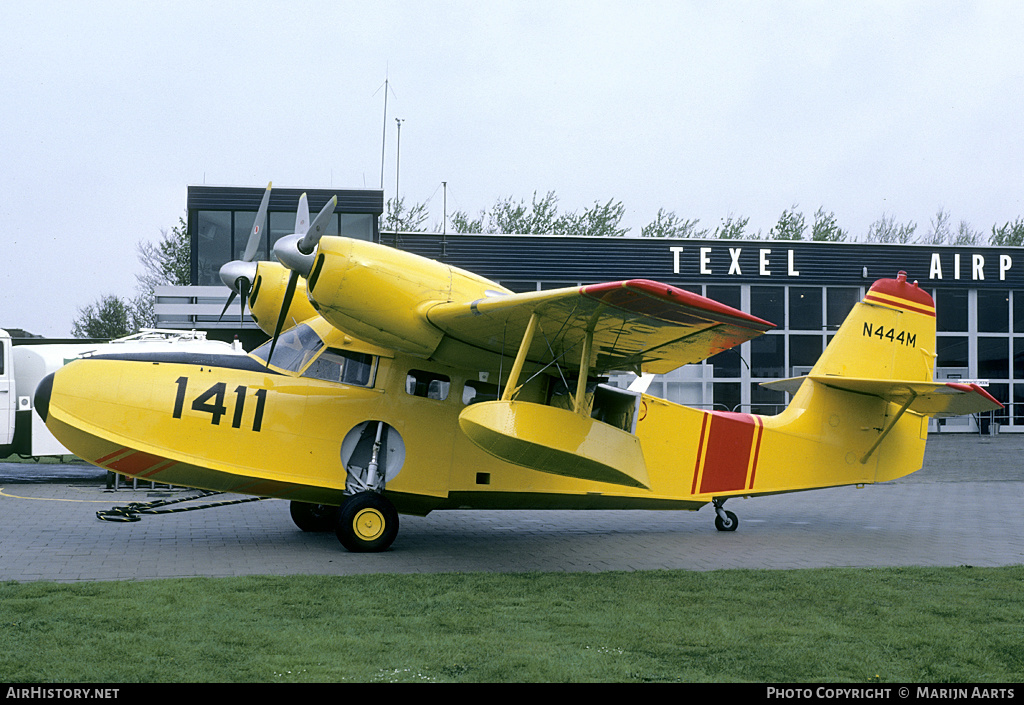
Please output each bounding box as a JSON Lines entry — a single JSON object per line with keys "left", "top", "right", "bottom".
{"left": 811, "top": 271, "right": 936, "bottom": 383}
{"left": 758, "top": 272, "right": 999, "bottom": 485}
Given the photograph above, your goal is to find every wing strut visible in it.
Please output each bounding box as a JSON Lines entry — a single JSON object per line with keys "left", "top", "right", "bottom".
{"left": 574, "top": 328, "right": 594, "bottom": 414}
{"left": 501, "top": 312, "right": 539, "bottom": 402}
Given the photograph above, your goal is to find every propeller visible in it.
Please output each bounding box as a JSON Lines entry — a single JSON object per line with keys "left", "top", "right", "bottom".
{"left": 264, "top": 193, "right": 338, "bottom": 365}
{"left": 218, "top": 182, "right": 272, "bottom": 323}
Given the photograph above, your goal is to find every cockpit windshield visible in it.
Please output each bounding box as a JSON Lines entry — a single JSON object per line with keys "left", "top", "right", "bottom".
{"left": 249, "top": 324, "right": 377, "bottom": 386}
{"left": 250, "top": 324, "right": 324, "bottom": 372}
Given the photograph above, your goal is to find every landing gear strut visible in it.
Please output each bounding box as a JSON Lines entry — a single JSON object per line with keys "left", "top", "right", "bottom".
{"left": 712, "top": 498, "right": 738, "bottom": 532}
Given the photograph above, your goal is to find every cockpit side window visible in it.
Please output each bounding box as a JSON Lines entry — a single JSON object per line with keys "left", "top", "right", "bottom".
{"left": 250, "top": 324, "right": 324, "bottom": 372}
{"left": 302, "top": 349, "right": 376, "bottom": 387}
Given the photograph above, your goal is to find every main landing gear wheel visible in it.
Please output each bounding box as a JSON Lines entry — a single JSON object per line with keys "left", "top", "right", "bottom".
{"left": 289, "top": 502, "right": 338, "bottom": 532}
{"left": 336, "top": 492, "right": 399, "bottom": 553}
{"left": 714, "top": 510, "right": 739, "bottom": 532}
{"left": 712, "top": 498, "right": 738, "bottom": 532}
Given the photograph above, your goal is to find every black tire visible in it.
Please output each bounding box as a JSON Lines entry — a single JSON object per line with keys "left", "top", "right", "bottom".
{"left": 336, "top": 492, "right": 399, "bottom": 552}
{"left": 289, "top": 501, "right": 338, "bottom": 532}
{"left": 714, "top": 510, "right": 739, "bottom": 532}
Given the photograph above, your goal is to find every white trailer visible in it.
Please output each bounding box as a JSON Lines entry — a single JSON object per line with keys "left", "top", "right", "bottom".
{"left": 0, "top": 329, "right": 245, "bottom": 458}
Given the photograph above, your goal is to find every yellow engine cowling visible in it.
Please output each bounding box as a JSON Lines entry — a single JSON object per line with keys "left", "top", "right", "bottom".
{"left": 247, "top": 261, "right": 318, "bottom": 338}
{"left": 307, "top": 237, "right": 504, "bottom": 357}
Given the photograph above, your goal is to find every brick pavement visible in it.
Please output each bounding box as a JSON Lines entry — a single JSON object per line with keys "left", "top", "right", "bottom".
{"left": 1, "top": 466, "right": 1022, "bottom": 582}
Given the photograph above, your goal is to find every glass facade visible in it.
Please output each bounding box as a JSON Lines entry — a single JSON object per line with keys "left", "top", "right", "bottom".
{"left": 196, "top": 209, "right": 375, "bottom": 286}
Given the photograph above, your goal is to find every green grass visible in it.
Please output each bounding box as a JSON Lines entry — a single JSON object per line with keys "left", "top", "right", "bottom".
{"left": 2, "top": 567, "right": 1023, "bottom": 683}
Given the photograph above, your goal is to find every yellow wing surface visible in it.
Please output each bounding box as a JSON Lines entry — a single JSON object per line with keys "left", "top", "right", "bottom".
{"left": 427, "top": 279, "right": 775, "bottom": 375}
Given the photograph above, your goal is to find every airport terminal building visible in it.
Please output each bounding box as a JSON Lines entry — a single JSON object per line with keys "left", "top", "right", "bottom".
{"left": 160, "top": 184, "right": 1022, "bottom": 432}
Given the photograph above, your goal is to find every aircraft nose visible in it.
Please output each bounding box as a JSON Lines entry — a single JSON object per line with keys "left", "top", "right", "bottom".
{"left": 35, "top": 371, "right": 54, "bottom": 423}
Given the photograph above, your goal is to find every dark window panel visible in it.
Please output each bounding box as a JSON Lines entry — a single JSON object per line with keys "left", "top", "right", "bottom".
{"left": 789, "top": 287, "right": 822, "bottom": 330}
{"left": 935, "top": 289, "right": 968, "bottom": 332}
{"left": 977, "top": 290, "right": 1009, "bottom": 333}
{"left": 750, "top": 286, "right": 784, "bottom": 325}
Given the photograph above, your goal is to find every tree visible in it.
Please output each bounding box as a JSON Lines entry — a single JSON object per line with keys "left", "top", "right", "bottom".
{"left": 555, "top": 198, "right": 628, "bottom": 237}
{"left": 641, "top": 208, "right": 708, "bottom": 238}
{"left": 449, "top": 192, "right": 627, "bottom": 237}
{"left": 134, "top": 215, "right": 190, "bottom": 328}
{"left": 769, "top": 205, "right": 806, "bottom": 241}
{"left": 953, "top": 220, "right": 985, "bottom": 245}
{"left": 810, "top": 207, "right": 847, "bottom": 242}
{"left": 382, "top": 197, "right": 429, "bottom": 232}
{"left": 713, "top": 214, "right": 750, "bottom": 239}
{"left": 864, "top": 213, "right": 917, "bottom": 244}
{"left": 921, "top": 208, "right": 953, "bottom": 245}
{"left": 71, "top": 294, "right": 138, "bottom": 339}
{"left": 990, "top": 218, "right": 1024, "bottom": 247}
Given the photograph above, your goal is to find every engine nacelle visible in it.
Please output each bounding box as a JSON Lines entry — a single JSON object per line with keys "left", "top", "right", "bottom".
{"left": 247, "top": 261, "right": 318, "bottom": 337}
{"left": 307, "top": 237, "right": 503, "bottom": 357}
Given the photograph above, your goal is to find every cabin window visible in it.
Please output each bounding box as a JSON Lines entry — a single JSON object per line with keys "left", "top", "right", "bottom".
{"left": 406, "top": 370, "right": 450, "bottom": 400}
{"left": 250, "top": 323, "right": 324, "bottom": 372}
{"left": 302, "top": 349, "right": 376, "bottom": 387}
{"left": 462, "top": 380, "right": 500, "bottom": 405}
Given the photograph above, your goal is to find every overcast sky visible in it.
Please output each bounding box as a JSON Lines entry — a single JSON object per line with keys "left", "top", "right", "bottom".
{"left": 2, "top": 1, "right": 1022, "bottom": 336}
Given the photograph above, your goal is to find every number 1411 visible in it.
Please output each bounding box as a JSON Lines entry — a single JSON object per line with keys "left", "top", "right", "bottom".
{"left": 172, "top": 377, "right": 267, "bottom": 432}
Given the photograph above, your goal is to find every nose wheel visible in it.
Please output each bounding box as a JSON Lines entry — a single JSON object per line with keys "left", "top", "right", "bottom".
{"left": 712, "top": 498, "right": 738, "bottom": 532}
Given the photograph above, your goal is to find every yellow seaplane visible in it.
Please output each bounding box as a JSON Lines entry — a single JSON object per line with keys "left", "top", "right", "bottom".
{"left": 36, "top": 185, "right": 1001, "bottom": 551}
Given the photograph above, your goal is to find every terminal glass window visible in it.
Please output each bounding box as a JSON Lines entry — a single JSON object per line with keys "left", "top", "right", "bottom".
{"left": 978, "top": 338, "right": 1009, "bottom": 379}
{"left": 713, "top": 382, "right": 740, "bottom": 413}
{"left": 826, "top": 288, "right": 860, "bottom": 330}
{"left": 935, "top": 289, "right": 968, "bottom": 332}
{"left": 706, "top": 285, "right": 740, "bottom": 311}
{"left": 1014, "top": 292, "right": 1024, "bottom": 333}
{"left": 1014, "top": 384, "right": 1024, "bottom": 425}
{"left": 340, "top": 214, "right": 374, "bottom": 240}
{"left": 750, "top": 333, "right": 784, "bottom": 378}
{"left": 750, "top": 383, "right": 785, "bottom": 414}
{"left": 750, "top": 286, "right": 784, "bottom": 326}
{"left": 197, "top": 211, "right": 232, "bottom": 285}
{"left": 710, "top": 349, "right": 741, "bottom": 378}
{"left": 936, "top": 336, "right": 968, "bottom": 368}
{"left": 789, "top": 287, "right": 822, "bottom": 330}
{"left": 790, "top": 335, "right": 823, "bottom": 371}
{"left": 978, "top": 290, "right": 1009, "bottom": 333}
{"left": 232, "top": 211, "right": 257, "bottom": 261}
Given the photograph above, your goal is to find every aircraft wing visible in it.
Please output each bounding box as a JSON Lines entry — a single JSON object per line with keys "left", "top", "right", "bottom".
{"left": 427, "top": 279, "right": 774, "bottom": 375}
{"left": 762, "top": 376, "right": 1003, "bottom": 417}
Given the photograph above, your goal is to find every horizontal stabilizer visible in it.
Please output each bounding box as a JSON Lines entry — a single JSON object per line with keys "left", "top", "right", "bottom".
{"left": 761, "top": 376, "right": 1002, "bottom": 418}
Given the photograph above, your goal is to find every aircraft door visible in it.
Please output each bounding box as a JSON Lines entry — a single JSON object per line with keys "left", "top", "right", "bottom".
{"left": 0, "top": 336, "right": 13, "bottom": 446}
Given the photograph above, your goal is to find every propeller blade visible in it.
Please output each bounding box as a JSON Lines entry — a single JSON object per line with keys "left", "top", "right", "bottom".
{"left": 238, "top": 278, "right": 250, "bottom": 325}
{"left": 266, "top": 270, "right": 300, "bottom": 367}
{"left": 294, "top": 193, "right": 309, "bottom": 235}
{"left": 218, "top": 290, "right": 238, "bottom": 322}
{"left": 241, "top": 182, "right": 272, "bottom": 262}
{"left": 298, "top": 195, "right": 338, "bottom": 254}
